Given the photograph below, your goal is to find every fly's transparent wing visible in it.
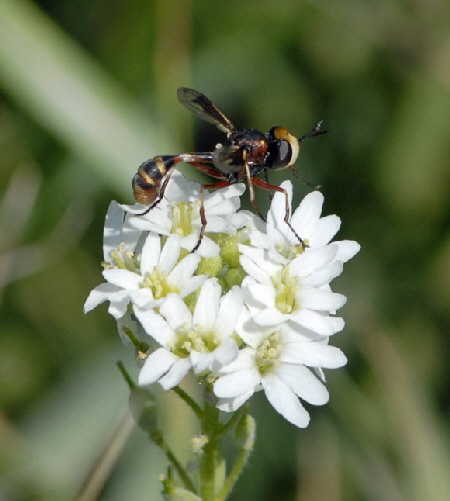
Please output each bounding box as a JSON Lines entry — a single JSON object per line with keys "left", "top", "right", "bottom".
{"left": 177, "top": 87, "right": 236, "bottom": 135}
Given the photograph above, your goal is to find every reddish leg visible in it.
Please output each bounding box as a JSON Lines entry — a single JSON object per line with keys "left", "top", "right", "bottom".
{"left": 191, "top": 179, "right": 231, "bottom": 252}
{"left": 244, "top": 164, "right": 266, "bottom": 222}
{"left": 252, "top": 177, "right": 307, "bottom": 249}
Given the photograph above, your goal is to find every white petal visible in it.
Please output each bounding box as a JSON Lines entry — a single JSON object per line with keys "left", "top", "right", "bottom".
{"left": 217, "top": 347, "right": 258, "bottom": 374}
{"left": 216, "top": 391, "right": 254, "bottom": 412}
{"left": 228, "top": 210, "right": 261, "bottom": 232}
{"left": 334, "top": 240, "right": 361, "bottom": 263}
{"left": 119, "top": 202, "right": 149, "bottom": 215}
{"left": 107, "top": 291, "right": 134, "bottom": 319}
{"left": 253, "top": 308, "right": 287, "bottom": 327}
{"left": 129, "top": 204, "right": 172, "bottom": 235}
{"left": 114, "top": 312, "right": 136, "bottom": 345}
{"left": 236, "top": 308, "right": 268, "bottom": 348}
{"left": 327, "top": 316, "right": 345, "bottom": 334}
{"left": 308, "top": 215, "right": 341, "bottom": 247}
{"left": 83, "top": 283, "right": 121, "bottom": 313}
{"left": 140, "top": 233, "right": 161, "bottom": 274}
{"left": 182, "top": 234, "right": 220, "bottom": 258}
{"left": 195, "top": 215, "right": 231, "bottom": 233}
{"left": 134, "top": 305, "right": 176, "bottom": 346}
{"left": 159, "top": 357, "right": 192, "bottom": 389}
{"left": 204, "top": 184, "right": 245, "bottom": 211}
{"left": 248, "top": 230, "right": 271, "bottom": 251}
{"left": 214, "top": 286, "right": 243, "bottom": 338}
{"left": 291, "top": 191, "right": 324, "bottom": 237}
{"left": 179, "top": 275, "right": 208, "bottom": 299}
{"left": 159, "top": 294, "right": 192, "bottom": 331}
{"left": 276, "top": 363, "right": 329, "bottom": 405}
{"left": 300, "top": 289, "right": 347, "bottom": 311}
{"left": 239, "top": 245, "right": 280, "bottom": 282}
{"left": 103, "top": 269, "right": 141, "bottom": 289}
{"left": 122, "top": 213, "right": 144, "bottom": 250}
{"left": 165, "top": 170, "right": 201, "bottom": 200}
{"left": 193, "top": 279, "right": 220, "bottom": 329}
{"left": 239, "top": 255, "right": 271, "bottom": 285}
{"left": 289, "top": 309, "right": 340, "bottom": 336}
{"left": 262, "top": 372, "right": 310, "bottom": 428}
{"left": 191, "top": 351, "right": 214, "bottom": 373}
{"left": 280, "top": 341, "right": 347, "bottom": 368}
{"left": 130, "top": 288, "right": 154, "bottom": 308}
{"left": 289, "top": 245, "right": 337, "bottom": 278}
{"left": 301, "top": 261, "right": 343, "bottom": 288}
{"left": 138, "top": 348, "right": 177, "bottom": 386}
{"left": 158, "top": 235, "right": 182, "bottom": 274}
{"left": 268, "top": 181, "right": 293, "bottom": 227}
{"left": 243, "top": 282, "right": 275, "bottom": 309}
{"left": 210, "top": 338, "right": 239, "bottom": 371}
{"left": 103, "top": 202, "right": 125, "bottom": 260}
{"left": 214, "top": 367, "right": 260, "bottom": 398}
{"left": 168, "top": 253, "right": 201, "bottom": 288}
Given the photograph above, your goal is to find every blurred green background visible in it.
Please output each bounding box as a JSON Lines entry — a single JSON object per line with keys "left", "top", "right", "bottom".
{"left": 1, "top": 0, "right": 450, "bottom": 499}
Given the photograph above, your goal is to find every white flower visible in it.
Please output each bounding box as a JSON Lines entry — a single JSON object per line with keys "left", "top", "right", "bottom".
{"left": 214, "top": 320, "right": 347, "bottom": 428}
{"left": 121, "top": 171, "right": 246, "bottom": 257}
{"left": 84, "top": 173, "right": 360, "bottom": 429}
{"left": 249, "top": 182, "right": 360, "bottom": 264}
{"left": 239, "top": 243, "right": 347, "bottom": 337}
{"left": 135, "top": 279, "right": 242, "bottom": 389}
{"left": 84, "top": 232, "right": 206, "bottom": 319}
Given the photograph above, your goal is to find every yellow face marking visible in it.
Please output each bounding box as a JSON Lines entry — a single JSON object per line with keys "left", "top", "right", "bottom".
{"left": 286, "top": 132, "right": 299, "bottom": 166}
{"left": 272, "top": 127, "right": 300, "bottom": 167}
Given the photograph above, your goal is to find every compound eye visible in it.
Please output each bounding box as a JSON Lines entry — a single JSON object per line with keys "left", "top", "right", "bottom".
{"left": 273, "top": 139, "right": 292, "bottom": 168}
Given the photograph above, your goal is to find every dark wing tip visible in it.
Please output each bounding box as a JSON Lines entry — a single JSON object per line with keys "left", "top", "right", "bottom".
{"left": 177, "top": 87, "right": 202, "bottom": 105}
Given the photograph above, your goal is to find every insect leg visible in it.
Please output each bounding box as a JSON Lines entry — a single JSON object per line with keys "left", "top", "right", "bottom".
{"left": 191, "top": 179, "right": 231, "bottom": 252}
{"left": 252, "top": 177, "right": 307, "bottom": 250}
{"left": 289, "top": 165, "right": 321, "bottom": 189}
{"left": 245, "top": 163, "right": 266, "bottom": 222}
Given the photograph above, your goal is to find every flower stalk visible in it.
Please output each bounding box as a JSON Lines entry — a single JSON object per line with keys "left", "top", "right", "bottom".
{"left": 199, "top": 392, "right": 222, "bottom": 500}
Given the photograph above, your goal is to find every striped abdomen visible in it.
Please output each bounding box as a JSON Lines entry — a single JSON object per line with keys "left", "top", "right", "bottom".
{"left": 132, "top": 155, "right": 177, "bottom": 204}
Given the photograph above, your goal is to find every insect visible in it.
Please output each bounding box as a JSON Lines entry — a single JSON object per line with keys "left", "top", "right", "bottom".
{"left": 132, "top": 87, "right": 325, "bottom": 251}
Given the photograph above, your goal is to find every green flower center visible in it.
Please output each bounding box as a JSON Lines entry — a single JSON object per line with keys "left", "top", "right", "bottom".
{"left": 272, "top": 267, "right": 300, "bottom": 314}
{"left": 140, "top": 267, "right": 179, "bottom": 299}
{"left": 171, "top": 201, "right": 200, "bottom": 236}
{"left": 255, "top": 332, "right": 282, "bottom": 375}
{"left": 169, "top": 323, "right": 219, "bottom": 358}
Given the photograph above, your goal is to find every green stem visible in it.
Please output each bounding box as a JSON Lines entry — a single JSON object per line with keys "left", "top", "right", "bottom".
{"left": 199, "top": 391, "right": 222, "bottom": 501}
{"left": 116, "top": 360, "right": 135, "bottom": 389}
{"left": 216, "top": 444, "right": 250, "bottom": 501}
{"left": 151, "top": 430, "right": 197, "bottom": 494}
{"left": 173, "top": 385, "right": 203, "bottom": 419}
{"left": 216, "top": 414, "right": 256, "bottom": 501}
{"left": 218, "top": 404, "right": 248, "bottom": 437}
{"left": 121, "top": 325, "right": 149, "bottom": 353}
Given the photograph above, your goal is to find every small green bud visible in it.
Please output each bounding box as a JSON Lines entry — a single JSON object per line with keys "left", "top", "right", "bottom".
{"left": 197, "top": 255, "right": 223, "bottom": 277}
{"left": 129, "top": 386, "right": 157, "bottom": 432}
{"left": 234, "top": 414, "right": 256, "bottom": 450}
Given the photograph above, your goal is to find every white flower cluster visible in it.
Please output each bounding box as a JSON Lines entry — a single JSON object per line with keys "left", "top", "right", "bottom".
{"left": 84, "top": 171, "right": 360, "bottom": 428}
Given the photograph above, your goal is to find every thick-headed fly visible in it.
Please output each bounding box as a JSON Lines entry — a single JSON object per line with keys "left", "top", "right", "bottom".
{"left": 132, "top": 87, "right": 325, "bottom": 251}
